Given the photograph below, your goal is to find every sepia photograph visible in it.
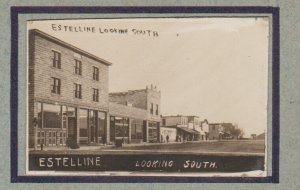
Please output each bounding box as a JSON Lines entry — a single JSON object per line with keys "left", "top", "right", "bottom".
{"left": 26, "top": 17, "right": 269, "bottom": 177}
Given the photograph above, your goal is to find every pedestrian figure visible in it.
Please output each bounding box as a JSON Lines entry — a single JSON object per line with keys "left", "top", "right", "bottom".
{"left": 166, "top": 134, "right": 169, "bottom": 143}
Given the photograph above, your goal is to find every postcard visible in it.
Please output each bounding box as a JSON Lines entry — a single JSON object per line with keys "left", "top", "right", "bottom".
{"left": 26, "top": 17, "right": 269, "bottom": 177}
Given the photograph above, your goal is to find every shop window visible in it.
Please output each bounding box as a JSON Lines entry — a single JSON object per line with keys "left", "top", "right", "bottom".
{"left": 43, "top": 103, "right": 61, "bottom": 128}
{"left": 148, "top": 122, "right": 158, "bottom": 143}
{"left": 98, "top": 111, "right": 106, "bottom": 144}
{"left": 74, "top": 60, "right": 82, "bottom": 75}
{"left": 52, "top": 50, "right": 61, "bottom": 69}
{"left": 89, "top": 110, "right": 97, "bottom": 143}
{"left": 115, "top": 117, "right": 129, "bottom": 138}
{"left": 79, "top": 109, "right": 88, "bottom": 138}
{"left": 93, "top": 88, "right": 99, "bottom": 102}
{"left": 93, "top": 66, "right": 99, "bottom": 81}
{"left": 51, "top": 77, "right": 61, "bottom": 94}
{"left": 131, "top": 119, "right": 143, "bottom": 139}
{"left": 74, "top": 83, "right": 82, "bottom": 99}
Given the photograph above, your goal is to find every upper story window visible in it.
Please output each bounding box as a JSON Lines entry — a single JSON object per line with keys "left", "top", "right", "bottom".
{"left": 74, "top": 83, "right": 82, "bottom": 99}
{"left": 162, "top": 119, "right": 166, "bottom": 126}
{"left": 93, "top": 88, "right": 99, "bottom": 102}
{"left": 51, "top": 77, "right": 61, "bottom": 94}
{"left": 74, "top": 60, "right": 82, "bottom": 75}
{"left": 52, "top": 50, "right": 61, "bottom": 69}
{"left": 93, "top": 66, "right": 99, "bottom": 81}
{"left": 150, "top": 103, "right": 154, "bottom": 114}
{"left": 156, "top": 104, "right": 159, "bottom": 115}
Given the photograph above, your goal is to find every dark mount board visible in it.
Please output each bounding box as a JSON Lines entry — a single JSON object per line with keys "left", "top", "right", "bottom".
{"left": 10, "top": 6, "right": 279, "bottom": 183}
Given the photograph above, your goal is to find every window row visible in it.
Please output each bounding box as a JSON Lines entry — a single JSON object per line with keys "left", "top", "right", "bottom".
{"left": 51, "top": 77, "right": 100, "bottom": 102}
{"left": 150, "top": 103, "right": 159, "bottom": 115}
{"left": 51, "top": 50, "right": 100, "bottom": 81}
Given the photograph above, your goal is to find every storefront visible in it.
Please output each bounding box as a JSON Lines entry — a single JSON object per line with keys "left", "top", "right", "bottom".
{"left": 110, "top": 116, "right": 130, "bottom": 143}
{"left": 160, "top": 126, "right": 177, "bottom": 142}
{"left": 35, "top": 102, "right": 67, "bottom": 147}
{"left": 34, "top": 102, "right": 107, "bottom": 147}
{"left": 148, "top": 121, "right": 159, "bottom": 143}
{"left": 130, "top": 119, "right": 143, "bottom": 143}
{"left": 79, "top": 109, "right": 107, "bottom": 145}
{"left": 177, "top": 126, "right": 198, "bottom": 141}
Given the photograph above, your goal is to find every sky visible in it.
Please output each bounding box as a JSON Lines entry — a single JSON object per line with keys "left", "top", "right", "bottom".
{"left": 28, "top": 18, "right": 269, "bottom": 137}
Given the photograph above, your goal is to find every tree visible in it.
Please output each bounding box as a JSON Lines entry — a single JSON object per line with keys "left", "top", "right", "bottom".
{"left": 231, "top": 127, "right": 244, "bottom": 139}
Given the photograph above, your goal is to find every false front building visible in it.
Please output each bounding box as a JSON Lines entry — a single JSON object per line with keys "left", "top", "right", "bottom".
{"left": 109, "top": 85, "right": 161, "bottom": 144}
{"left": 28, "top": 29, "right": 112, "bottom": 148}
{"left": 161, "top": 115, "right": 209, "bottom": 142}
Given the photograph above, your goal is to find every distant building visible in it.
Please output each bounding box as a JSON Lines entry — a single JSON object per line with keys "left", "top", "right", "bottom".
{"left": 208, "top": 123, "right": 223, "bottom": 140}
{"left": 251, "top": 134, "right": 257, "bottom": 139}
{"left": 221, "top": 123, "right": 237, "bottom": 140}
{"left": 200, "top": 119, "right": 209, "bottom": 140}
{"left": 257, "top": 132, "right": 265, "bottom": 140}
{"left": 187, "top": 116, "right": 209, "bottom": 140}
{"left": 209, "top": 123, "right": 240, "bottom": 140}
{"left": 109, "top": 85, "right": 161, "bottom": 143}
{"left": 160, "top": 125, "right": 177, "bottom": 142}
{"left": 162, "top": 115, "right": 188, "bottom": 127}
{"left": 161, "top": 115, "right": 193, "bottom": 141}
{"left": 161, "top": 115, "right": 209, "bottom": 141}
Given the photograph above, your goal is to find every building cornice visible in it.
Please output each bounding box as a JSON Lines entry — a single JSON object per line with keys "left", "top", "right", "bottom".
{"left": 29, "top": 29, "right": 113, "bottom": 66}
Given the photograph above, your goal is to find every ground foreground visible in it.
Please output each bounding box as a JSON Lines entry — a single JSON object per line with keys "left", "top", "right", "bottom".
{"left": 30, "top": 140, "right": 265, "bottom": 155}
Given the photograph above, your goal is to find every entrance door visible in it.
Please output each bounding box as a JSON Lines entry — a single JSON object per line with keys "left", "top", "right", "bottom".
{"left": 90, "top": 125, "right": 96, "bottom": 143}
{"left": 67, "top": 107, "right": 76, "bottom": 140}
{"left": 143, "top": 121, "right": 147, "bottom": 142}
{"left": 110, "top": 116, "right": 115, "bottom": 142}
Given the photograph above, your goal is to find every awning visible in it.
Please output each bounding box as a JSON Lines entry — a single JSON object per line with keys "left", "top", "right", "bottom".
{"left": 177, "top": 127, "right": 199, "bottom": 134}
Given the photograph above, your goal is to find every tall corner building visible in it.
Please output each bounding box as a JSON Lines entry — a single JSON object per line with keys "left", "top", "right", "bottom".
{"left": 28, "top": 29, "right": 162, "bottom": 148}
{"left": 28, "top": 29, "right": 111, "bottom": 148}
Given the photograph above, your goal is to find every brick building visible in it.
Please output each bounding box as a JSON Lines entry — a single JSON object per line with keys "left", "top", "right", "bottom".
{"left": 109, "top": 85, "right": 161, "bottom": 143}
{"left": 28, "top": 29, "right": 112, "bottom": 148}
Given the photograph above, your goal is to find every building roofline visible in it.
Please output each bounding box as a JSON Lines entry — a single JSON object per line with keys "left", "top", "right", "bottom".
{"left": 109, "top": 89, "right": 147, "bottom": 96}
{"left": 29, "top": 29, "right": 113, "bottom": 66}
{"left": 162, "top": 115, "right": 186, "bottom": 118}
{"left": 162, "top": 115, "right": 199, "bottom": 118}
{"left": 209, "top": 122, "right": 234, "bottom": 125}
